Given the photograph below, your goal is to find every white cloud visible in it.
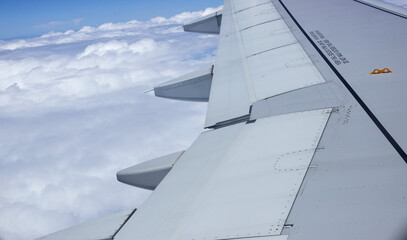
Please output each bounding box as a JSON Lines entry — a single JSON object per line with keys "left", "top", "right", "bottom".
{"left": 0, "top": 7, "right": 222, "bottom": 112}
{"left": 76, "top": 39, "right": 157, "bottom": 59}
{"left": 0, "top": 6, "right": 222, "bottom": 52}
{"left": 0, "top": 6, "right": 221, "bottom": 240}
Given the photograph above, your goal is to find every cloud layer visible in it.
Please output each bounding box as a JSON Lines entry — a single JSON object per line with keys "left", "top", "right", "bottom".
{"left": 0, "top": 6, "right": 221, "bottom": 240}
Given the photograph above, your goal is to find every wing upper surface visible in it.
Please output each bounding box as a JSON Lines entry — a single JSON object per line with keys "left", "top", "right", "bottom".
{"left": 205, "top": 0, "right": 324, "bottom": 127}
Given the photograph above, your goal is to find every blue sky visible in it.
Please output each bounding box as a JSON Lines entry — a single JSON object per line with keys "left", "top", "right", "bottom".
{"left": 0, "top": 0, "right": 222, "bottom": 39}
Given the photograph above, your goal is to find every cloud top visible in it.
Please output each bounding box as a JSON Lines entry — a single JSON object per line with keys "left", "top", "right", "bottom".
{"left": 0, "top": 6, "right": 221, "bottom": 240}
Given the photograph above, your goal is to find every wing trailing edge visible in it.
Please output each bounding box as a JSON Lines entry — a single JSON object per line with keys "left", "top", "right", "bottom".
{"left": 36, "top": 209, "right": 136, "bottom": 240}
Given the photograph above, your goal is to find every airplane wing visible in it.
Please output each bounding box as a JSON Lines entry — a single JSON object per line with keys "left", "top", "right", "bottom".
{"left": 39, "top": 0, "right": 407, "bottom": 239}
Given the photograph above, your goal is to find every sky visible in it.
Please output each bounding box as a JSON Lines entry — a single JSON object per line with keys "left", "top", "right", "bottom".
{"left": 0, "top": 0, "right": 222, "bottom": 40}
{"left": 0, "top": 1, "right": 222, "bottom": 239}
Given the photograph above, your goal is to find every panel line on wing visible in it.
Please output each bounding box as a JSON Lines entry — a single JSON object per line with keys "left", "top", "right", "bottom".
{"left": 280, "top": 107, "right": 333, "bottom": 235}
{"left": 233, "top": 0, "right": 270, "bottom": 12}
{"left": 234, "top": 2, "right": 271, "bottom": 13}
{"left": 246, "top": 42, "right": 297, "bottom": 58}
{"left": 231, "top": 0, "right": 257, "bottom": 102}
{"left": 239, "top": 18, "right": 282, "bottom": 31}
{"left": 111, "top": 208, "right": 137, "bottom": 239}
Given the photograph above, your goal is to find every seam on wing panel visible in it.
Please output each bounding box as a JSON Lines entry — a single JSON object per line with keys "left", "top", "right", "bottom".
{"left": 246, "top": 41, "right": 297, "bottom": 58}
{"left": 261, "top": 82, "right": 328, "bottom": 101}
{"left": 207, "top": 114, "right": 250, "bottom": 129}
{"left": 213, "top": 234, "right": 289, "bottom": 239}
{"left": 111, "top": 208, "right": 137, "bottom": 239}
{"left": 231, "top": 0, "right": 257, "bottom": 103}
{"left": 239, "top": 18, "right": 282, "bottom": 31}
{"left": 172, "top": 150, "right": 185, "bottom": 166}
{"left": 281, "top": 108, "right": 333, "bottom": 231}
{"left": 234, "top": 2, "right": 271, "bottom": 13}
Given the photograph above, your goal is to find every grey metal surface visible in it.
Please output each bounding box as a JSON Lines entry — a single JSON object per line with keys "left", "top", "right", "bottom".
{"left": 250, "top": 82, "right": 345, "bottom": 120}
{"left": 154, "top": 66, "right": 213, "bottom": 102}
{"left": 265, "top": 0, "right": 407, "bottom": 239}
{"left": 233, "top": 0, "right": 270, "bottom": 12}
{"left": 37, "top": 209, "right": 135, "bottom": 240}
{"left": 277, "top": 0, "right": 407, "bottom": 159}
{"left": 117, "top": 150, "right": 184, "bottom": 190}
{"left": 204, "top": 0, "right": 253, "bottom": 127}
{"left": 115, "top": 109, "right": 331, "bottom": 240}
{"left": 204, "top": 0, "right": 325, "bottom": 127}
{"left": 183, "top": 11, "right": 222, "bottom": 34}
{"left": 235, "top": 2, "right": 281, "bottom": 30}
{"left": 230, "top": 236, "right": 288, "bottom": 240}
